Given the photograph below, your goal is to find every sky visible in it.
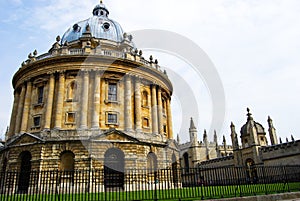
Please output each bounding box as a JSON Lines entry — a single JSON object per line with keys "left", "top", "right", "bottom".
{"left": 0, "top": 0, "right": 300, "bottom": 144}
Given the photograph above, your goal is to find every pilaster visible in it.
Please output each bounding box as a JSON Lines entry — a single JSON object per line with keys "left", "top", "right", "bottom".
{"left": 151, "top": 84, "right": 158, "bottom": 134}
{"left": 15, "top": 84, "right": 26, "bottom": 134}
{"left": 44, "top": 73, "right": 55, "bottom": 130}
{"left": 80, "top": 70, "right": 89, "bottom": 129}
{"left": 54, "top": 71, "right": 65, "bottom": 129}
{"left": 92, "top": 71, "right": 101, "bottom": 129}
{"left": 166, "top": 98, "right": 173, "bottom": 139}
{"left": 20, "top": 80, "right": 32, "bottom": 133}
{"left": 124, "top": 75, "right": 132, "bottom": 131}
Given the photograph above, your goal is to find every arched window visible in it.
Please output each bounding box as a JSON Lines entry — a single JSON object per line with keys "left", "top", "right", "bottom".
{"left": 147, "top": 152, "right": 157, "bottom": 172}
{"left": 142, "top": 91, "right": 149, "bottom": 107}
{"left": 18, "top": 151, "right": 32, "bottom": 194}
{"left": 60, "top": 151, "right": 75, "bottom": 171}
{"left": 162, "top": 98, "right": 166, "bottom": 114}
{"left": 67, "top": 81, "right": 77, "bottom": 101}
{"left": 60, "top": 151, "right": 75, "bottom": 184}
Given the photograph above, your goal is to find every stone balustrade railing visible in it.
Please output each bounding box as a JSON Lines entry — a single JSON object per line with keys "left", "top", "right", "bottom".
{"left": 24, "top": 48, "right": 167, "bottom": 76}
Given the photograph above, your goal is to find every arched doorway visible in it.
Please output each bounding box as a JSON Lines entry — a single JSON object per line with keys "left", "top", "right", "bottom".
{"left": 18, "top": 151, "right": 32, "bottom": 194}
{"left": 245, "top": 158, "right": 258, "bottom": 183}
{"left": 183, "top": 152, "right": 189, "bottom": 172}
{"left": 172, "top": 153, "right": 179, "bottom": 185}
{"left": 147, "top": 152, "right": 158, "bottom": 172}
{"left": 104, "top": 148, "right": 125, "bottom": 189}
{"left": 60, "top": 151, "right": 75, "bottom": 184}
{"left": 147, "top": 152, "right": 158, "bottom": 184}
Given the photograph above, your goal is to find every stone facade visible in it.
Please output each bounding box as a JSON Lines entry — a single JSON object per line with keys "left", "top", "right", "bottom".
{"left": 180, "top": 109, "right": 300, "bottom": 168}
{"left": 0, "top": 2, "right": 179, "bottom": 176}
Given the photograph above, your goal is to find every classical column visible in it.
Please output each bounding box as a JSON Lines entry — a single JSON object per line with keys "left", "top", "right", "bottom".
{"left": 124, "top": 75, "right": 132, "bottom": 131}
{"left": 100, "top": 78, "right": 106, "bottom": 128}
{"left": 92, "top": 71, "right": 101, "bottom": 129}
{"left": 54, "top": 72, "right": 65, "bottom": 129}
{"left": 20, "top": 81, "right": 32, "bottom": 133}
{"left": 8, "top": 91, "right": 20, "bottom": 137}
{"left": 15, "top": 84, "right": 26, "bottom": 134}
{"left": 134, "top": 77, "right": 142, "bottom": 132}
{"left": 157, "top": 87, "right": 163, "bottom": 134}
{"left": 166, "top": 98, "right": 173, "bottom": 139}
{"left": 151, "top": 85, "right": 158, "bottom": 134}
{"left": 44, "top": 74, "right": 55, "bottom": 130}
{"left": 80, "top": 71, "right": 89, "bottom": 129}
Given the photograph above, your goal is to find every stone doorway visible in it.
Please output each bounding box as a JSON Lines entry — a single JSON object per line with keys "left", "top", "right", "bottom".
{"left": 18, "top": 151, "right": 32, "bottom": 194}
{"left": 104, "top": 148, "right": 125, "bottom": 190}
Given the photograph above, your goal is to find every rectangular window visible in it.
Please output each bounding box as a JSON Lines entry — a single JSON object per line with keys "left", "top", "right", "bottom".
{"left": 107, "top": 113, "right": 118, "bottom": 124}
{"left": 38, "top": 86, "right": 44, "bottom": 104}
{"left": 163, "top": 125, "right": 167, "bottom": 133}
{"left": 108, "top": 83, "right": 117, "bottom": 101}
{"left": 66, "top": 112, "right": 76, "bottom": 124}
{"left": 33, "top": 116, "right": 41, "bottom": 127}
{"left": 143, "top": 118, "right": 149, "bottom": 128}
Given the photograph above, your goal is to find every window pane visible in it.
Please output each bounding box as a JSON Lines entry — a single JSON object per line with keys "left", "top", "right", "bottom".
{"left": 38, "top": 86, "right": 44, "bottom": 103}
{"left": 108, "top": 114, "right": 117, "bottom": 123}
{"left": 34, "top": 117, "right": 41, "bottom": 127}
{"left": 67, "top": 113, "right": 76, "bottom": 123}
{"left": 108, "top": 83, "right": 117, "bottom": 101}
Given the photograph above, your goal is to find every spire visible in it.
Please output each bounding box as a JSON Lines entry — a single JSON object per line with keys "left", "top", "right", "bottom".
{"left": 190, "top": 117, "right": 196, "bottom": 130}
{"left": 189, "top": 117, "right": 198, "bottom": 145}
{"left": 291, "top": 135, "right": 295, "bottom": 142}
{"left": 203, "top": 129, "right": 208, "bottom": 145}
{"left": 279, "top": 137, "right": 282, "bottom": 144}
{"left": 268, "top": 116, "right": 278, "bottom": 145}
{"left": 230, "top": 122, "right": 239, "bottom": 150}
{"left": 214, "top": 130, "right": 218, "bottom": 145}
{"left": 177, "top": 134, "right": 180, "bottom": 144}
{"left": 223, "top": 135, "right": 228, "bottom": 155}
{"left": 230, "top": 122, "right": 235, "bottom": 132}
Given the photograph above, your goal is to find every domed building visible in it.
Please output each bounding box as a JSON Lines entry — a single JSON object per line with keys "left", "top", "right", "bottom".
{"left": 0, "top": 1, "right": 178, "bottom": 180}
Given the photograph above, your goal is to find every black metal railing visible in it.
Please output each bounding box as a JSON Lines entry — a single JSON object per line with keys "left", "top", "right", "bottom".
{"left": 0, "top": 165, "right": 299, "bottom": 201}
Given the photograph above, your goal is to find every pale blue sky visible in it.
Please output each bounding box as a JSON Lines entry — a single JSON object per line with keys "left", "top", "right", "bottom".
{"left": 1, "top": 0, "right": 300, "bottom": 144}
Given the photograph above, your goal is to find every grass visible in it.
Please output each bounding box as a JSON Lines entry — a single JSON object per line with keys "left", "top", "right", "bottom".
{"left": 1, "top": 182, "right": 299, "bottom": 201}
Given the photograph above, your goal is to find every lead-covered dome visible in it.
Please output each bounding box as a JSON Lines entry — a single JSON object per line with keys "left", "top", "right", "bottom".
{"left": 61, "top": 2, "right": 125, "bottom": 44}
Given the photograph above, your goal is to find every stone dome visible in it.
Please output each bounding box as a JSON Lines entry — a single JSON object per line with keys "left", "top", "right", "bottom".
{"left": 240, "top": 108, "right": 266, "bottom": 137}
{"left": 240, "top": 121, "right": 265, "bottom": 137}
{"left": 61, "top": 2, "right": 126, "bottom": 44}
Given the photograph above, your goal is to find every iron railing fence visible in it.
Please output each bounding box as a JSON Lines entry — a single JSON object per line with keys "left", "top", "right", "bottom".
{"left": 0, "top": 165, "right": 299, "bottom": 201}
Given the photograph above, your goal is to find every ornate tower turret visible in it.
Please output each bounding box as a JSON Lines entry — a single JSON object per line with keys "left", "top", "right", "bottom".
{"left": 213, "top": 130, "right": 218, "bottom": 146}
{"left": 240, "top": 108, "right": 267, "bottom": 148}
{"left": 203, "top": 129, "right": 208, "bottom": 145}
{"left": 268, "top": 116, "right": 278, "bottom": 145}
{"left": 189, "top": 117, "right": 198, "bottom": 145}
{"left": 230, "top": 122, "right": 239, "bottom": 150}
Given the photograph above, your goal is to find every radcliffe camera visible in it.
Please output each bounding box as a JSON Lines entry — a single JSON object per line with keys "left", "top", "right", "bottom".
{"left": 0, "top": 1, "right": 299, "bottom": 201}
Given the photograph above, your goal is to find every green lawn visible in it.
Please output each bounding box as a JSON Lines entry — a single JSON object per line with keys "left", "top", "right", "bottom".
{"left": 1, "top": 182, "right": 299, "bottom": 201}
